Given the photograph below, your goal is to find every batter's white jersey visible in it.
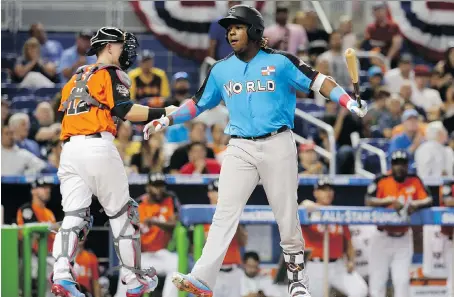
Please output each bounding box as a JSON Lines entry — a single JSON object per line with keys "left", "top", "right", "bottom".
{"left": 349, "top": 225, "right": 376, "bottom": 278}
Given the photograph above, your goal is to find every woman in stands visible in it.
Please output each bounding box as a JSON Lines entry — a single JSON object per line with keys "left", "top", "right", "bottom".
{"left": 13, "top": 37, "right": 59, "bottom": 88}
{"left": 130, "top": 131, "right": 166, "bottom": 174}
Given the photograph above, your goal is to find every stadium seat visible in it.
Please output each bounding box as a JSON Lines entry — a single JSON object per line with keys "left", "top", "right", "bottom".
{"left": 1, "top": 87, "right": 33, "bottom": 98}
{"left": 10, "top": 96, "right": 38, "bottom": 113}
{"left": 1, "top": 53, "right": 17, "bottom": 70}
{"left": 359, "top": 138, "right": 390, "bottom": 174}
{"left": 1, "top": 69, "right": 11, "bottom": 83}
{"left": 35, "top": 87, "right": 60, "bottom": 100}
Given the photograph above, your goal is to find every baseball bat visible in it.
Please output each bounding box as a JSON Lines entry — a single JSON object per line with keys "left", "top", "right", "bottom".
{"left": 344, "top": 48, "right": 362, "bottom": 108}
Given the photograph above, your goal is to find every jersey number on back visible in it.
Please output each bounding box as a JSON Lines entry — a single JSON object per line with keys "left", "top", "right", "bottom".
{"left": 66, "top": 99, "right": 90, "bottom": 116}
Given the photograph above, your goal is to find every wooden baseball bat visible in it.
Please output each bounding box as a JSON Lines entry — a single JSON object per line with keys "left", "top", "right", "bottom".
{"left": 344, "top": 48, "right": 362, "bottom": 108}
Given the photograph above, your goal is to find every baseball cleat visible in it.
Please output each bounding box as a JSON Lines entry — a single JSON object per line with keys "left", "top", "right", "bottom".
{"left": 126, "top": 275, "right": 159, "bottom": 297}
{"left": 51, "top": 279, "right": 85, "bottom": 297}
{"left": 172, "top": 272, "right": 213, "bottom": 297}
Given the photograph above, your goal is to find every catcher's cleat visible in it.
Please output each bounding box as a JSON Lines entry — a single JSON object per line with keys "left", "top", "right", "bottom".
{"left": 172, "top": 272, "right": 213, "bottom": 297}
{"left": 126, "top": 275, "right": 159, "bottom": 297}
{"left": 51, "top": 279, "right": 85, "bottom": 297}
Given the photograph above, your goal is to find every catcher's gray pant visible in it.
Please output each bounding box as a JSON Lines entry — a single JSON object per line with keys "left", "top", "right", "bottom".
{"left": 191, "top": 130, "right": 306, "bottom": 290}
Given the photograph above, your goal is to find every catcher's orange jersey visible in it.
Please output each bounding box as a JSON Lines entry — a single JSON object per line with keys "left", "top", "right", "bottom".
{"left": 203, "top": 224, "right": 242, "bottom": 265}
{"left": 138, "top": 195, "right": 176, "bottom": 252}
{"left": 370, "top": 174, "right": 430, "bottom": 233}
{"left": 59, "top": 64, "right": 124, "bottom": 140}
{"left": 302, "top": 224, "right": 351, "bottom": 259}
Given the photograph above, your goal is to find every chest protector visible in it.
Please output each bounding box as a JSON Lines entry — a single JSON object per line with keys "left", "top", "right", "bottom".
{"left": 60, "top": 63, "right": 131, "bottom": 113}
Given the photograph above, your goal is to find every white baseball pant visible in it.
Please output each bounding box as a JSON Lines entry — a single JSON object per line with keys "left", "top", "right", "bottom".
{"left": 52, "top": 132, "right": 144, "bottom": 289}
{"left": 212, "top": 266, "right": 242, "bottom": 297}
{"left": 306, "top": 259, "right": 368, "bottom": 297}
{"left": 115, "top": 249, "right": 179, "bottom": 297}
{"left": 349, "top": 225, "right": 375, "bottom": 278}
{"left": 190, "top": 131, "right": 308, "bottom": 296}
{"left": 368, "top": 229, "right": 413, "bottom": 297}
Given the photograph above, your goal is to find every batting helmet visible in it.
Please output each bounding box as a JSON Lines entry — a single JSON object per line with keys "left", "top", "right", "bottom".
{"left": 218, "top": 4, "right": 264, "bottom": 41}
{"left": 86, "top": 26, "right": 139, "bottom": 71}
{"left": 390, "top": 150, "right": 409, "bottom": 164}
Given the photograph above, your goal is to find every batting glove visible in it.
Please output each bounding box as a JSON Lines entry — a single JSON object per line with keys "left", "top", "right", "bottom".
{"left": 143, "top": 115, "right": 170, "bottom": 140}
{"left": 347, "top": 99, "right": 368, "bottom": 118}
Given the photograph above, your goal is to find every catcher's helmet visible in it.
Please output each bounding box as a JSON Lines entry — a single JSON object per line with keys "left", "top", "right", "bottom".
{"left": 86, "top": 26, "right": 139, "bottom": 71}
{"left": 218, "top": 4, "right": 264, "bottom": 41}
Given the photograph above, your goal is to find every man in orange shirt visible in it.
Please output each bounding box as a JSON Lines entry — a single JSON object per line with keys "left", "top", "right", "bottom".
{"left": 300, "top": 178, "right": 367, "bottom": 297}
{"left": 74, "top": 241, "right": 101, "bottom": 297}
{"left": 115, "top": 172, "right": 179, "bottom": 297}
{"left": 203, "top": 179, "right": 248, "bottom": 297}
{"left": 17, "top": 176, "right": 58, "bottom": 297}
{"left": 440, "top": 181, "right": 454, "bottom": 297}
{"left": 366, "top": 150, "right": 432, "bottom": 297}
{"left": 50, "top": 26, "right": 176, "bottom": 297}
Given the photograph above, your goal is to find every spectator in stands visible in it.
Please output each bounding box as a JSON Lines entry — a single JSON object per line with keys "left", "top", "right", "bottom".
{"left": 114, "top": 121, "right": 140, "bottom": 166}
{"left": 361, "top": 66, "right": 384, "bottom": 102}
{"left": 116, "top": 172, "right": 179, "bottom": 297}
{"left": 264, "top": 4, "right": 308, "bottom": 55}
{"left": 322, "top": 101, "right": 362, "bottom": 174}
{"left": 47, "top": 139, "right": 62, "bottom": 169}
{"left": 29, "top": 23, "right": 63, "bottom": 64}
{"left": 130, "top": 131, "right": 165, "bottom": 174}
{"left": 1, "top": 97, "right": 10, "bottom": 125}
{"left": 205, "top": 179, "right": 247, "bottom": 297}
{"left": 129, "top": 50, "right": 170, "bottom": 101}
{"left": 362, "top": 2, "right": 403, "bottom": 68}
{"left": 165, "top": 72, "right": 191, "bottom": 107}
{"left": 293, "top": 10, "right": 329, "bottom": 65}
{"left": 398, "top": 80, "right": 426, "bottom": 119}
{"left": 388, "top": 109, "right": 424, "bottom": 165}
{"left": 312, "top": 59, "right": 331, "bottom": 105}
{"left": 379, "top": 93, "right": 403, "bottom": 139}
{"left": 1, "top": 125, "right": 47, "bottom": 175}
{"left": 338, "top": 15, "right": 357, "bottom": 52}
{"left": 240, "top": 251, "right": 281, "bottom": 297}
{"left": 13, "top": 37, "right": 59, "bottom": 87}
{"left": 29, "top": 101, "right": 61, "bottom": 147}
{"left": 301, "top": 178, "right": 368, "bottom": 297}
{"left": 298, "top": 141, "right": 326, "bottom": 175}
{"left": 317, "top": 31, "right": 351, "bottom": 89}
{"left": 384, "top": 53, "right": 414, "bottom": 94}
{"left": 411, "top": 65, "right": 443, "bottom": 112}
{"left": 167, "top": 121, "right": 216, "bottom": 173}
{"left": 16, "top": 176, "right": 58, "bottom": 297}
{"left": 208, "top": 123, "right": 228, "bottom": 163}
{"left": 415, "top": 121, "right": 453, "bottom": 177}
{"left": 180, "top": 142, "right": 221, "bottom": 174}
{"left": 363, "top": 87, "right": 391, "bottom": 137}
{"left": 434, "top": 43, "right": 454, "bottom": 102}
{"left": 208, "top": 0, "right": 240, "bottom": 60}
{"left": 8, "top": 112, "right": 42, "bottom": 157}
{"left": 74, "top": 240, "right": 101, "bottom": 297}
{"left": 58, "top": 30, "right": 96, "bottom": 82}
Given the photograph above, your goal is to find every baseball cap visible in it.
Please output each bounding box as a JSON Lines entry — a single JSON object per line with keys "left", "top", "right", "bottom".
{"left": 139, "top": 50, "right": 155, "bottom": 62}
{"left": 368, "top": 66, "right": 383, "bottom": 77}
{"left": 375, "top": 87, "right": 390, "bottom": 99}
{"left": 208, "top": 179, "right": 219, "bottom": 192}
{"left": 172, "top": 71, "right": 189, "bottom": 82}
{"left": 78, "top": 30, "right": 94, "bottom": 39}
{"left": 390, "top": 150, "right": 409, "bottom": 164}
{"left": 32, "top": 176, "right": 53, "bottom": 188}
{"left": 399, "top": 53, "right": 413, "bottom": 64}
{"left": 148, "top": 172, "right": 166, "bottom": 186}
{"left": 414, "top": 65, "right": 431, "bottom": 77}
{"left": 314, "top": 177, "right": 333, "bottom": 190}
{"left": 401, "top": 109, "right": 419, "bottom": 122}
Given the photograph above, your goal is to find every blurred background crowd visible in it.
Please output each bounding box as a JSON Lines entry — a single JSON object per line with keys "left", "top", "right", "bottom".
{"left": 1, "top": 1, "right": 454, "bottom": 297}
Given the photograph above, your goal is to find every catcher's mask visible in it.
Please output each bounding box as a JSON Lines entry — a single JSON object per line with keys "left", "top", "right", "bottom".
{"left": 86, "top": 26, "right": 139, "bottom": 71}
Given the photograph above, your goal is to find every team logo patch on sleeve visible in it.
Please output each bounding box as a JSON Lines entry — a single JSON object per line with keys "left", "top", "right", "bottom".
{"left": 116, "top": 84, "right": 130, "bottom": 97}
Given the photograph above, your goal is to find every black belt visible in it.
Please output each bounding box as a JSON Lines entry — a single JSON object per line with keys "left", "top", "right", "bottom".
{"left": 309, "top": 258, "right": 338, "bottom": 263}
{"left": 63, "top": 132, "right": 103, "bottom": 144}
{"left": 230, "top": 126, "right": 288, "bottom": 141}
{"left": 377, "top": 227, "right": 406, "bottom": 238}
{"left": 219, "top": 265, "right": 237, "bottom": 273}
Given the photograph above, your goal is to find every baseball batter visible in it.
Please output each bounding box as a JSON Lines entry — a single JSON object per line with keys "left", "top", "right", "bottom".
{"left": 144, "top": 5, "right": 368, "bottom": 297}
{"left": 366, "top": 150, "right": 432, "bottom": 297}
{"left": 50, "top": 27, "right": 175, "bottom": 297}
